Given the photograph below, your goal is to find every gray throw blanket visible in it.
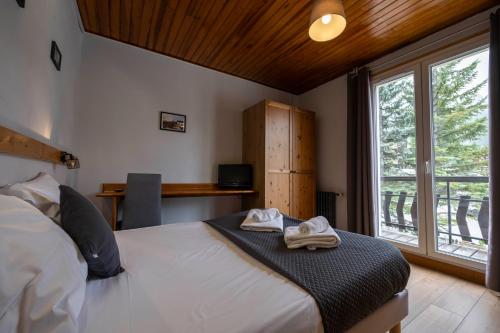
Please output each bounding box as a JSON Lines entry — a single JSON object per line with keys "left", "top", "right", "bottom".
{"left": 205, "top": 212, "right": 410, "bottom": 333}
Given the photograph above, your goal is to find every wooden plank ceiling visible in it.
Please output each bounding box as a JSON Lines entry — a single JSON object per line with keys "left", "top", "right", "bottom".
{"left": 76, "top": 0, "right": 497, "bottom": 94}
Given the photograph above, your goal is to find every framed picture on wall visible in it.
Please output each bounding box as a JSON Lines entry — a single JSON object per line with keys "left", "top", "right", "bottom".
{"left": 160, "top": 111, "right": 186, "bottom": 133}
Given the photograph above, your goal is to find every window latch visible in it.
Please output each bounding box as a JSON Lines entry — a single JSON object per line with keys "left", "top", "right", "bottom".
{"left": 425, "top": 160, "right": 432, "bottom": 174}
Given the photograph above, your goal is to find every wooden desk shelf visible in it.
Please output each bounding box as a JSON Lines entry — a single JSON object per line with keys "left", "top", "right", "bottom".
{"left": 96, "top": 183, "right": 258, "bottom": 230}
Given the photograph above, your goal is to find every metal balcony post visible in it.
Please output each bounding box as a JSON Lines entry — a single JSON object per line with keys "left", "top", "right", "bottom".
{"left": 446, "top": 180, "right": 452, "bottom": 244}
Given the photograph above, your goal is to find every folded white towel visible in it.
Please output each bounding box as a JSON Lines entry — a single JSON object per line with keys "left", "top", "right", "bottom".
{"left": 285, "top": 225, "right": 340, "bottom": 242}
{"left": 241, "top": 213, "right": 283, "bottom": 232}
{"left": 284, "top": 226, "right": 341, "bottom": 250}
{"left": 247, "top": 208, "right": 281, "bottom": 222}
{"left": 298, "top": 216, "right": 330, "bottom": 234}
{"left": 289, "top": 240, "right": 339, "bottom": 250}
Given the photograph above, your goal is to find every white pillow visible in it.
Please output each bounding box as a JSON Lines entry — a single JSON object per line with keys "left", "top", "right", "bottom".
{"left": 0, "top": 195, "right": 87, "bottom": 333}
{"left": 0, "top": 173, "right": 61, "bottom": 223}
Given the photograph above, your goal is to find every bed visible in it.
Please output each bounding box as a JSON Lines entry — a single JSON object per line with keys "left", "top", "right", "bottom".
{"left": 0, "top": 196, "right": 409, "bottom": 333}
{"left": 0, "top": 193, "right": 409, "bottom": 333}
{"left": 80, "top": 219, "right": 408, "bottom": 333}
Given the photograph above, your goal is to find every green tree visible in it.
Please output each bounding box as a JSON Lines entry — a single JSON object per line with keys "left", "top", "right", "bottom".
{"left": 378, "top": 75, "right": 416, "bottom": 177}
{"left": 432, "top": 60, "right": 488, "bottom": 178}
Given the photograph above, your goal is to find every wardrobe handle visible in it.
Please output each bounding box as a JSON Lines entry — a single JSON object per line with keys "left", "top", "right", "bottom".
{"left": 290, "top": 170, "right": 296, "bottom": 174}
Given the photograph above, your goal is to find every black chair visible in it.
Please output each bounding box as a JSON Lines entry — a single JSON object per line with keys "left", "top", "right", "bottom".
{"left": 120, "top": 173, "right": 162, "bottom": 230}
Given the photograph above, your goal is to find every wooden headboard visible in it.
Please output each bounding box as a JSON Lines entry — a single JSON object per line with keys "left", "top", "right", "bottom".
{"left": 0, "top": 125, "right": 63, "bottom": 164}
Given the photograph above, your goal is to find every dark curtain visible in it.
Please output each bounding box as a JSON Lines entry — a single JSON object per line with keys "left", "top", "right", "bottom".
{"left": 487, "top": 9, "right": 500, "bottom": 292}
{"left": 346, "top": 67, "right": 375, "bottom": 236}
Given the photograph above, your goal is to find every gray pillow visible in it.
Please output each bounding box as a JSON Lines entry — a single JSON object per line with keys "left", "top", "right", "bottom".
{"left": 59, "top": 185, "right": 123, "bottom": 279}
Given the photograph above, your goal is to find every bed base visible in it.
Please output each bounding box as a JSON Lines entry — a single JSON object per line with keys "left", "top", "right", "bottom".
{"left": 347, "top": 289, "right": 408, "bottom": 333}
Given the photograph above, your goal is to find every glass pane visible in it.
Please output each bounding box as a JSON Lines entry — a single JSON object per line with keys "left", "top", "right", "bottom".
{"left": 376, "top": 73, "right": 419, "bottom": 246}
{"left": 431, "top": 48, "right": 490, "bottom": 262}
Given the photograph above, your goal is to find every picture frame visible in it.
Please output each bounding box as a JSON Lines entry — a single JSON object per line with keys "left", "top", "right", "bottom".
{"left": 159, "top": 111, "right": 186, "bottom": 133}
{"left": 50, "top": 41, "right": 62, "bottom": 71}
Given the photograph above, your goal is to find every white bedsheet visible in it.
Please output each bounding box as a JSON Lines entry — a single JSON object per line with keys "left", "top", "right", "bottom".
{"left": 80, "top": 222, "right": 323, "bottom": 333}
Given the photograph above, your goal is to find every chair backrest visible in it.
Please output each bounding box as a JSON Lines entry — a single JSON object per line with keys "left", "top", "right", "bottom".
{"left": 122, "top": 173, "right": 162, "bottom": 230}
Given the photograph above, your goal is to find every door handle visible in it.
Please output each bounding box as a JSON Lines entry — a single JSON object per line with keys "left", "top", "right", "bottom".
{"left": 425, "top": 161, "right": 432, "bottom": 174}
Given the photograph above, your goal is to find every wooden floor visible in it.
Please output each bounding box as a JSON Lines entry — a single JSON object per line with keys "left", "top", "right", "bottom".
{"left": 404, "top": 264, "right": 500, "bottom": 332}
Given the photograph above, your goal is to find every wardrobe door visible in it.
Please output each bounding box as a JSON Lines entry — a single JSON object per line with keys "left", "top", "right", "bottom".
{"left": 267, "top": 103, "right": 290, "bottom": 172}
{"left": 265, "top": 102, "right": 291, "bottom": 214}
{"left": 268, "top": 173, "right": 290, "bottom": 214}
{"left": 291, "top": 108, "right": 315, "bottom": 172}
{"left": 291, "top": 173, "right": 315, "bottom": 219}
{"left": 291, "top": 108, "right": 316, "bottom": 219}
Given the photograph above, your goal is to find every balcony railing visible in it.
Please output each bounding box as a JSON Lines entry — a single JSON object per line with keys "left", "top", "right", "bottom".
{"left": 380, "top": 176, "right": 489, "bottom": 247}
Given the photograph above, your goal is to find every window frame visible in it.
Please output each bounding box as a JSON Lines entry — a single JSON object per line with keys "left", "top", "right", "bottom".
{"left": 371, "top": 63, "right": 427, "bottom": 256}
{"left": 371, "top": 33, "right": 490, "bottom": 270}
{"left": 421, "top": 35, "right": 490, "bottom": 271}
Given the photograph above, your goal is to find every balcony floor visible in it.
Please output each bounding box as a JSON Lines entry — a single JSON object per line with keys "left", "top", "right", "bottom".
{"left": 380, "top": 229, "right": 488, "bottom": 262}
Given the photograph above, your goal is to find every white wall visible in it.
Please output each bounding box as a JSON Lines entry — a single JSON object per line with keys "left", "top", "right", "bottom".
{"left": 297, "top": 76, "right": 348, "bottom": 230}
{"left": 0, "top": 0, "right": 83, "bottom": 185}
{"left": 75, "top": 35, "right": 293, "bottom": 223}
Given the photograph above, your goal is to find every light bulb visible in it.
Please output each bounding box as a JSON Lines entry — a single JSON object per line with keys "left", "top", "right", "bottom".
{"left": 321, "top": 14, "right": 332, "bottom": 25}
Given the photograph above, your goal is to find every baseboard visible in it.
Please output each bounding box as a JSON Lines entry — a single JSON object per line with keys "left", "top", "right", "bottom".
{"left": 401, "top": 250, "right": 485, "bottom": 286}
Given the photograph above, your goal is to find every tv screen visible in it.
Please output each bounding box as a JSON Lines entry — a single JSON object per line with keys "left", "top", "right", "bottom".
{"left": 218, "top": 164, "right": 252, "bottom": 188}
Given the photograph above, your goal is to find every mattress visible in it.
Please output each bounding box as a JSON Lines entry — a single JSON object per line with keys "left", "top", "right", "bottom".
{"left": 79, "top": 222, "right": 323, "bottom": 333}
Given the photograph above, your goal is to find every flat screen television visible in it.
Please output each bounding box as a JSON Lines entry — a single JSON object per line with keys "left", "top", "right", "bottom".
{"left": 218, "top": 164, "right": 252, "bottom": 188}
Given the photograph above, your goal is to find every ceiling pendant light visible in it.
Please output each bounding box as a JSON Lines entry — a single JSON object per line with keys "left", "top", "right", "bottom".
{"left": 309, "top": 0, "right": 347, "bottom": 42}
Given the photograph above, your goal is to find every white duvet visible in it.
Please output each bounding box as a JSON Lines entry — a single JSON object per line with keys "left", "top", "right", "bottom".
{"left": 80, "top": 222, "right": 323, "bottom": 333}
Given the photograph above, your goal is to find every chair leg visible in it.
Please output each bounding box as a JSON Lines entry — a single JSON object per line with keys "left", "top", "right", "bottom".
{"left": 389, "top": 322, "right": 401, "bottom": 333}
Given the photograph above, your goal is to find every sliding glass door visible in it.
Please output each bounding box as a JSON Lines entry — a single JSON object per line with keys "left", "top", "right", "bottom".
{"left": 423, "top": 46, "right": 490, "bottom": 267}
{"left": 374, "top": 68, "right": 425, "bottom": 253}
{"left": 373, "top": 36, "right": 490, "bottom": 268}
